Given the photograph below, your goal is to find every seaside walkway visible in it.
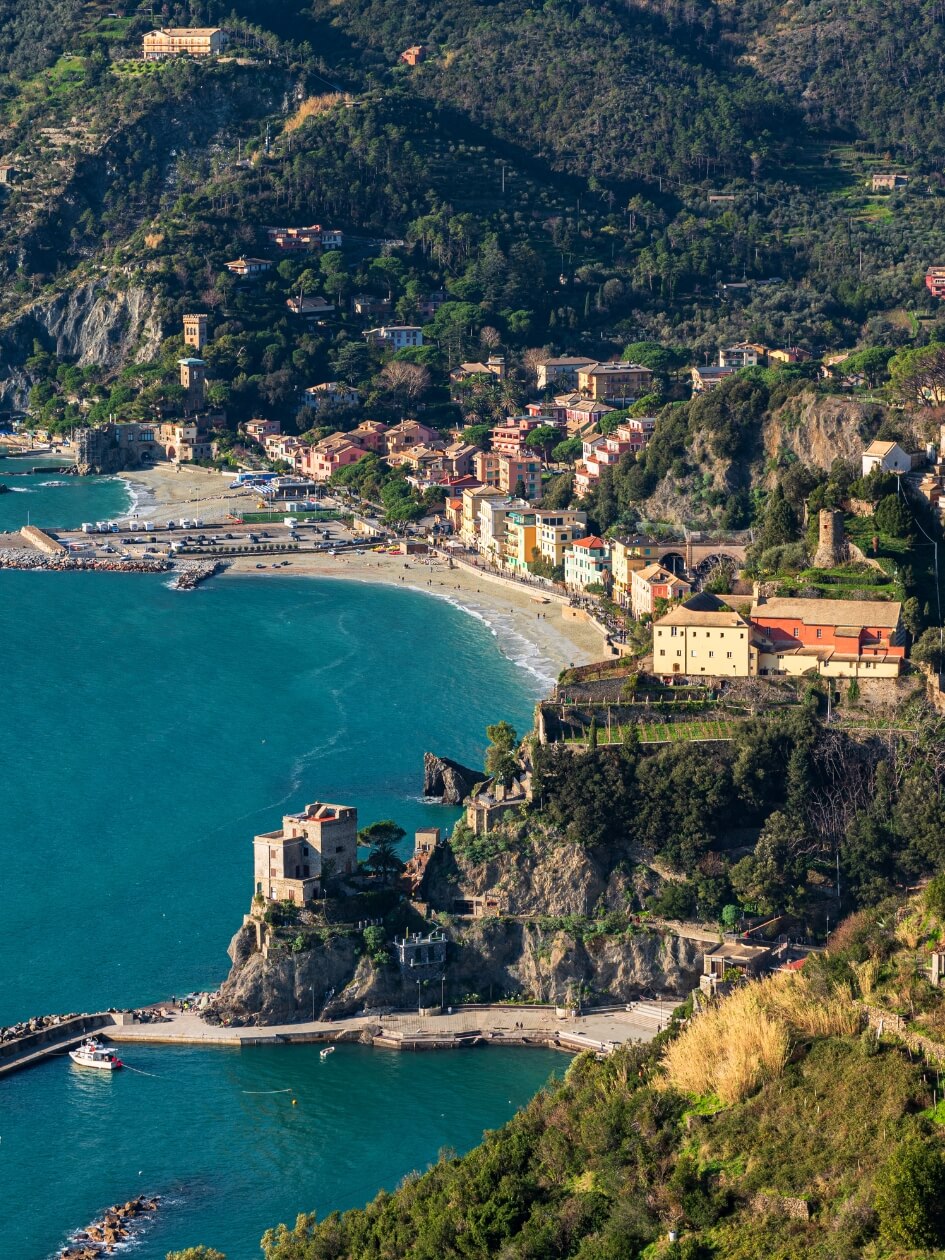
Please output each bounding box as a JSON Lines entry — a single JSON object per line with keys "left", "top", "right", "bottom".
{"left": 1, "top": 1002, "right": 675, "bottom": 1076}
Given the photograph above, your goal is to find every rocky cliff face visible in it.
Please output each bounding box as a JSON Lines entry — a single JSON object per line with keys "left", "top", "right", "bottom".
{"left": 422, "top": 833, "right": 635, "bottom": 918}
{"left": 211, "top": 912, "right": 702, "bottom": 1026}
{"left": 423, "top": 752, "right": 483, "bottom": 804}
{"left": 0, "top": 281, "right": 163, "bottom": 409}
{"left": 210, "top": 923, "right": 400, "bottom": 1024}
{"left": 762, "top": 390, "right": 884, "bottom": 473}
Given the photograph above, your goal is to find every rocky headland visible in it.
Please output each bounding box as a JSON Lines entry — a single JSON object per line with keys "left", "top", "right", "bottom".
{"left": 422, "top": 751, "right": 483, "bottom": 804}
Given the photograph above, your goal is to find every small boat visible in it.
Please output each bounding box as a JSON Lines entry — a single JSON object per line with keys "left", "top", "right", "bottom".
{"left": 320, "top": 1045, "right": 335, "bottom": 1060}
{"left": 69, "top": 1039, "right": 123, "bottom": 1071}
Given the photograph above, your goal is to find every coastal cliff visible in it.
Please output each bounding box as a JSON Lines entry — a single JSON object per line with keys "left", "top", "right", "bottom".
{"left": 0, "top": 281, "right": 163, "bottom": 410}
{"left": 210, "top": 907, "right": 701, "bottom": 1026}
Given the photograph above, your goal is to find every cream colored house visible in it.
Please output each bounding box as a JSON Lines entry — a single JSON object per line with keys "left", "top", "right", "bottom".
{"left": 652, "top": 594, "right": 755, "bottom": 678}
{"left": 460, "top": 486, "right": 505, "bottom": 546}
{"left": 611, "top": 537, "right": 663, "bottom": 606}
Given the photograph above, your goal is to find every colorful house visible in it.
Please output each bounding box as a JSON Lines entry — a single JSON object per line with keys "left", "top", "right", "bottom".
{"left": 751, "top": 597, "right": 905, "bottom": 678}
{"left": 652, "top": 594, "right": 755, "bottom": 678}
{"left": 564, "top": 536, "right": 612, "bottom": 591}
{"left": 629, "top": 563, "right": 692, "bottom": 620}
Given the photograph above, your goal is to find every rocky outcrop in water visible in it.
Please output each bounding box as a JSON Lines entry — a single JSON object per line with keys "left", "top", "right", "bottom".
{"left": 423, "top": 752, "right": 482, "bottom": 804}
{"left": 60, "top": 1195, "right": 159, "bottom": 1259}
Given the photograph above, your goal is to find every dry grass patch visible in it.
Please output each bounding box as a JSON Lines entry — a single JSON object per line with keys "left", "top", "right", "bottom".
{"left": 662, "top": 974, "right": 859, "bottom": 1105}
{"left": 285, "top": 94, "right": 352, "bottom": 132}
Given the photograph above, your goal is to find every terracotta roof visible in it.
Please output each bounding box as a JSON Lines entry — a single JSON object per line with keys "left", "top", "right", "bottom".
{"left": 863, "top": 439, "right": 901, "bottom": 457}
{"left": 637, "top": 562, "right": 688, "bottom": 584}
{"left": 751, "top": 597, "right": 902, "bottom": 629}
{"left": 572, "top": 535, "right": 608, "bottom": 549}
{"left": 658, "top": 594, "right": 749, "bottom": 628}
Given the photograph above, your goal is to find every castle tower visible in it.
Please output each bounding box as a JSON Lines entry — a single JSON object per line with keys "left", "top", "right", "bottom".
{"left": 813, "top": 508, "right": 844, "bottom": 568}
{"left": 183, "top": 313, "right": 208, "bottom": 351}
{"left": 178, "top": 357, "right": 207, "bottom": 414}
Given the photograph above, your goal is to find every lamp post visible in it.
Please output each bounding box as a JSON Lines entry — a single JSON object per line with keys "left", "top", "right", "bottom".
{"left": 310, "top": 985, "right": 315, "bottom": 1022}
{"left": 417, "top": 980, "right": 422, "bottom": 1014}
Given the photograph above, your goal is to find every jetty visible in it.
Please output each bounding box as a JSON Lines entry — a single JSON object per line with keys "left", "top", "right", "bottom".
{"left": 0, "top": 549, "right": 170, "bottom": 573}
{"left": 60, "top": 1194, "right": 159, "bottom": 1260}
{"left": 173, "top": 558, "right": 223, "bottom": 589}
{"left": 0, "top": 1001, "right": 673, "bottom": 1077}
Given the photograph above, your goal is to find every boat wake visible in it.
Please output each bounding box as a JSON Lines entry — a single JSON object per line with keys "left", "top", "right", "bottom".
{"left": 39, "top": 480, "right": 70, "bottom": 487}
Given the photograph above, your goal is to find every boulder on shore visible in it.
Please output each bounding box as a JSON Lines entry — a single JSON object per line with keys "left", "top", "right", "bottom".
{"left": 423, "top": 752, "right": 481, "bottom": 805}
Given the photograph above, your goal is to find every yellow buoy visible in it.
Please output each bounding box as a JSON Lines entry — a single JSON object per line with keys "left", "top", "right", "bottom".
{"left": 292, "top": 1099, "right": 297, "bottom": 1106}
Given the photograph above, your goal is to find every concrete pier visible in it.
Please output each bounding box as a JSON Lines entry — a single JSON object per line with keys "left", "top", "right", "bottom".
{"left": 0, "top": 1001, "right": 675, "bottom": 1077}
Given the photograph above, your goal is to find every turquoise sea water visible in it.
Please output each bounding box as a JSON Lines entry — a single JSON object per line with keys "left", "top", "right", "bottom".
{"left": 0, "top": 458, "right": 129, "bottom": 530}
{"left": 0, "top": 565, "right": 549, "bottom": 1257}
{"left": 7, "top": 1042, "right": 560, "bottom": 1260}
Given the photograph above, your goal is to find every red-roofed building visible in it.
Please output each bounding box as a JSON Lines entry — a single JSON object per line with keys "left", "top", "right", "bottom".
{"left": 564, "top": 536, "right": 611, "bottom": 590}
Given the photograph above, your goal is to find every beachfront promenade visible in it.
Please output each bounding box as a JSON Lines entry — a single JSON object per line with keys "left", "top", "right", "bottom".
{"left": 1, "top": 1002, "right": 673, "bottom": 1077}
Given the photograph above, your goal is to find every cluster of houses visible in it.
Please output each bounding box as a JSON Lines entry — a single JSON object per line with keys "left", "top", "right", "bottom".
{"left": 690, "top": 342, "right": 809, "bottom": 392}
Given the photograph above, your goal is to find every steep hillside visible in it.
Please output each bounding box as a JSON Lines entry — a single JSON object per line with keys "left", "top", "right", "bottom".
{"left": 252, "top": 931, "right": 945, "bottom": 1259}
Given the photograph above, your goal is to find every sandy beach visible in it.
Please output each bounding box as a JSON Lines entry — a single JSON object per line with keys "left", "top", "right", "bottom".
{"left": 119, "top": 464, "right": 251, "bottom": 522}
{"left": 112, "top": 465, "right": 610, "bottom": 681}
{"left": 225, "top": 548, "right": 609, "bottom": 684}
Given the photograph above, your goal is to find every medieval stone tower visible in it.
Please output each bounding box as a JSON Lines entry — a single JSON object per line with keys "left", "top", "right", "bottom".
{"left": 183, "top": 313, "right": 208, "bottom": 352}
{"left": 812, "top": 508, "right": 845, "bottom": 568}
{"left": 178, "top": 357, "right": 207, "bottom": 414}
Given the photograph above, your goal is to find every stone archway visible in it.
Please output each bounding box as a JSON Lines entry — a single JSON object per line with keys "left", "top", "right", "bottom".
{"left": 658, "top": 551, "right": 687, "bottom": 576}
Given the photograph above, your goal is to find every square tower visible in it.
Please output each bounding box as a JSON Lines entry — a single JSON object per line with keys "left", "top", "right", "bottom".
{"left": 183, "top": 313, "right": 207, "bottom": 351}
{"left": 253, "top": 801, "right": 359, "bottom": 905}
{"left": 178, "top": 357, "right": 207, "bottom": 414}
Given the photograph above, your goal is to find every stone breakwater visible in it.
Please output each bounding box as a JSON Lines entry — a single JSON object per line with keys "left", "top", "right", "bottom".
{"left": 173, "top": 559, "right": 223, "bottom": 589}
{"left": 60, "top": 1195, "right": 160, "bottom": 1259}
{"left": 0, "top": 549, "right": 169, "bottom": 573}
{"left": 0, "top": 1010, "right": 90, "bottom": 1043}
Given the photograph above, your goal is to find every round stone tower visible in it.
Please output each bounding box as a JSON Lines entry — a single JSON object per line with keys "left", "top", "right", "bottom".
{"left": 813, "top": 508, "right": 844, "bottom": 568}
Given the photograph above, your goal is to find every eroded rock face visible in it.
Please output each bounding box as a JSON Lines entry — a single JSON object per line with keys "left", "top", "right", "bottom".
{"left": 423, "top": 752, "right": 482, "bottom": 804}
{"left": 211, "top": 927, "right": 405, "bottom": 1024}
{"left": 0, "top": 281, "right": 162, "bottom": 409}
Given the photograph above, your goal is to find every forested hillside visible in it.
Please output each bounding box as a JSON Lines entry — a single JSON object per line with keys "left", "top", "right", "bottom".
{"left": 253, "top": 887, "right": 945, "bottom": 1259}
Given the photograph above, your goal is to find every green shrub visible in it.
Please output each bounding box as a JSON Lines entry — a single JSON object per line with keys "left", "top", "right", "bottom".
{"left": 875, "top": 1135, "right": 945, "bottom": 1247}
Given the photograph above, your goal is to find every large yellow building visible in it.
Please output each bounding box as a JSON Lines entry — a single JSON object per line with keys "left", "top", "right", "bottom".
{"left": 143, "top": 27, "right": 230, "bottom": 58}
{"left": 503, "top": 511, "right": 538, "bottom": 572}
{"left": 652, "top": 594, "right": 756, "bottom": 678}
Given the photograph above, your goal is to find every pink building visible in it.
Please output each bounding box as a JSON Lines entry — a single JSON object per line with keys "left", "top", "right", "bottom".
{"left": 302, "top": 433, "right": 368, "bottom": 482}
{"left": 348, "top": 420, "right": 389, "bottom": 453}
{"left": 384, "top": 420, "right": 442, "bottom": 458}
{"left": 498, "top": 452, "right": 542, "bottom": 500}
{"left": 243, "top": 418, "right": 281, "bottom": 445}
{"left": 474, "top": 450, "right": 500, "bottom": 487}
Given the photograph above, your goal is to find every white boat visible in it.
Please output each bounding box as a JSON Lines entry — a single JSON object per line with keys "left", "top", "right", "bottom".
{"left": 69, "top": 1039, "right": 123, "bottom": 1071}
{"left": 320, "top": 1045, "right": 335, "bottom": 1059}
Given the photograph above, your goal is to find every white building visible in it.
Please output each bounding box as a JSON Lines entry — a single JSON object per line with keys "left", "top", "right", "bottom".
{"left": 363, "top": 325, "right": 424, "bottom": 350}
{"left": 564, "top": 536, "right": 611, "bottom": 590}
{"left": 861, "top": 439, "right": 912, "bottom": 477}
{"left": 303, "top": 382, "right": 360, "bottom": 412}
